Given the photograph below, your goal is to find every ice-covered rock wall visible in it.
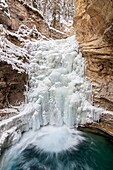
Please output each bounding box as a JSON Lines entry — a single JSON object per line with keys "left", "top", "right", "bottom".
{"left": 19, "top": 0, "right": 74, "bottom": 32}
{"left": 0, "top": 36, "right": 101, "bottom": 155}
{"left": 26, "top": 36, "right": 95, "bottom": 130}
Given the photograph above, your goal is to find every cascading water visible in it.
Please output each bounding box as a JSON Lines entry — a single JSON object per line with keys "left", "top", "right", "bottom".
{"left": 1, "top": 36, "right": 110, "bottom": 170}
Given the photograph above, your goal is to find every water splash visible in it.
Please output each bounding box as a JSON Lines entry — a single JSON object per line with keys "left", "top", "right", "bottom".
{"left": 0, "top": 126, "right": 85, "bottom": 170}
{"left": 2, "top": 126, "right": 113, "bottom": 170}
{"left": 29, "top": 125, "right": 85, "bottom": 153}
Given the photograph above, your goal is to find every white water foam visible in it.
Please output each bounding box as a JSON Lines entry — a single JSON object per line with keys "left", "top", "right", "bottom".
{"left": 31, "top": 125, "right": 85, "bottom": 152}
{"left": 1, "top": 126, "right": 85, "bottom": 157}
{"left": 0, "top": 126, "right": 85, "bottom": 170}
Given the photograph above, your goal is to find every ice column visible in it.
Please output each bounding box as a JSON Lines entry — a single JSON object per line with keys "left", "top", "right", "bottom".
{"left": 27, "top": 36, "right": 93, "bottom": 130}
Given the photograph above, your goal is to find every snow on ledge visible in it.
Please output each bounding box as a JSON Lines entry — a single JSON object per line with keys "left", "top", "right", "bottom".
{"left": 17, "top": 0, "right": 44, "bottom": 19}
{"left": 0, "top": 24, "right": 29, "bottom": 73}
{"left": 49, "top": 26, "right": 68, "bottom": 36}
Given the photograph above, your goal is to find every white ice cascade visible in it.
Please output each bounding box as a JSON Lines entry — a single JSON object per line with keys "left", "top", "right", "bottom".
{"left": 27, "top": 36, "right": 93, "bottom": 131}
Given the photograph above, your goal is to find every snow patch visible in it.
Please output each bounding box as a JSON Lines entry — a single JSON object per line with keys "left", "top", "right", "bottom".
{"left": 0, "top": 24, "right": 29, "bottom": 73}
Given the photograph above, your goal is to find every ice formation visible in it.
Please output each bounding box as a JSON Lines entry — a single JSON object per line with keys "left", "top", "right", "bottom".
{"left": 26, "top": 36, "right": 95, "bottom": 130}
{"left": 0, "top": 34, "right": 104, "bottom": 159}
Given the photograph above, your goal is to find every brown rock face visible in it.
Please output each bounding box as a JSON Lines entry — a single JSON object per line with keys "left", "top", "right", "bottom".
{"left": 0, "top": 24, "right": 28, "bottom": 110}
{"left": 0, "top": 0, "right": 49, "bottom": 36}
{"left": 74, "top": 0, "right": 113, "bottom": 111}
{"left": 8, "top": 0, "right": 49, "bottom": 36}
{"left": 0, "top": 0, "right": 67, "bottom": 39}
{"left": 0, "top": 0, "right": 67, "bottom": 111}
{"left": 0, "top": 62, "right": 27, "bottom": 109}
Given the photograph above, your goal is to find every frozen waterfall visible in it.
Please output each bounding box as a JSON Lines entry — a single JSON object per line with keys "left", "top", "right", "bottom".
{"left": 26, "top": 36, "right": 94, "bottom": 130}
{"left": 0, "top": 36, "right": 109, "bottom": 170}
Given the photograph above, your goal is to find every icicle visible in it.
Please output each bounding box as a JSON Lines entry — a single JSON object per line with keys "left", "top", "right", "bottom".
{"left": 27, "top": 36, "right": 94, "bottom": 130}
{"left": 32, "top": 100, "right": 42, "bottom": 131}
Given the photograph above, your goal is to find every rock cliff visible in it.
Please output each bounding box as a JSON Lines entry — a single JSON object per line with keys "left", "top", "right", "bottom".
{"left": 0, "top": 0, "right": 71, "bottom": 153}
{"left": 0, "top": 61, "right": 27, "bottom": 109}
{"left": 0, "top": 0, "right": 68, "bottom": 111}
{"left": 74, "top": 0, "right": 113, "bottom": 111}
{"left": 0, "top": 0, "right": 68, "bottom": 39}
{"left": 0, "top": 23, "right": 29, "bottom": 112}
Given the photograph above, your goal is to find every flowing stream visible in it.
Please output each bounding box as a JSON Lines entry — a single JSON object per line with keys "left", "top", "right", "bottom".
{"left": 1, "top": 36, "right": 111, "bottom": 170}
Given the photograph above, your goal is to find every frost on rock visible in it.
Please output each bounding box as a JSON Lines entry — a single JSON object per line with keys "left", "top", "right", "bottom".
{"left": 0, "top": 24, "right": 29, "bottom": 73}
{"left": 0, "top": 103, "right": 35, "bottom": 155}
{"left": 0, "top": 0, "right": 10, "bottom": 17}
{"left": 18, "top": 0, "right": 74, "bottom": 34}
{"left": 18, "top": 0, "right": 44, "bottom": 18}
{"left": 16, "top": 24, "right": 48, "bottom": 40}
{"left": 0, "top": 126, "right": 21, "bottom": 155}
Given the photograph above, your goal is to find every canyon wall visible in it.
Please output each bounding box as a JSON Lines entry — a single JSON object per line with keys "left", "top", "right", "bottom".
{"left": 0, "top": 0, "right": 67, "bottom": 39}
{"left": 0, "top": 61, "right": 27, "bottom": 109}
{"left": 17, "top": 0, "right": 74, "bottom": 33}
{"left": 74, "top": 0, "right": 113, "bottom": 111}
{"left": 0, "top": 0, "right": 68, "bottom": 111}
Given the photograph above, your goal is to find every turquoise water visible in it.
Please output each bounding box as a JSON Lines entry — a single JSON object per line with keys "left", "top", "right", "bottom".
{"left": 1, "top": 131, "right": 113, "bottom": 170}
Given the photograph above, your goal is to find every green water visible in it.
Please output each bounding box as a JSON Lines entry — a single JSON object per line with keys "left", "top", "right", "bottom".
{"left": 1, "top": 131, "right": 113, "bottom": 170}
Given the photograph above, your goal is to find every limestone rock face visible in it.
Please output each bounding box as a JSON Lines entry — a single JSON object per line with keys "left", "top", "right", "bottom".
{"left": 7, "top": 0, "right": 49, "bottom": 37}
{"left": 0, "top": 0, "right": 48, "bottom": 35}
{"left": 74, "top": 0, "right": 113, "bottom": 111}
{"left": 0, "top": 24, "right": 29, "bottom": 110}
{"left": 0, "top": 62, "right": 27, "bottom": 109}
{"left": 0, "top": 0, "right": 67, "bottom": 110}
{"left": 0, "top": 0, "right": 67, "bottom": 39}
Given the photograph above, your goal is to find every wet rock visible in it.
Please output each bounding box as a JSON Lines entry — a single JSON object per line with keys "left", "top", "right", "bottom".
{"left": 81, "top": 114, "right": 113, "bottom": 139}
